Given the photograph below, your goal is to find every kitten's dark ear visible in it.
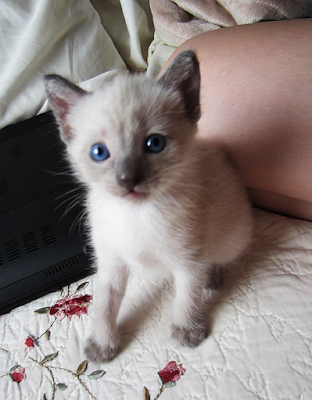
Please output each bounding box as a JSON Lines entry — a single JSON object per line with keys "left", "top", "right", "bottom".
{"left": 45, "top": 75, "right": 87, "bottom": 142}
{"left": 158, "top": 50, "right": 200, "bottom": 124}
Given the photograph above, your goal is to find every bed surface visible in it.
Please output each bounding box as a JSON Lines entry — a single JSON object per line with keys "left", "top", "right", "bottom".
{"left": 1, "top": 1, "right": 312, "bottom": 399}
{"left": 1, "top": 209, "right": 312, "bottom": 399}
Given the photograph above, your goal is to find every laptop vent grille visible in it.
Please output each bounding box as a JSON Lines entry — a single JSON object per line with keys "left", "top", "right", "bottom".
{"left": 0, "top": 178, "right": 8, "bottom": 195}
{"left": 45, "top": 256, "right": 79, "bottom": 277}
{"left": 5, "top": 239, "right": 21, "bottom": 261}
{"left": 40, "top": 224, "right": 56, "bottom": 246}
{"left": 22, "top": 231, "right": 39, "bottom": 254}
{"left": 2, "top": 225, "right": 57, "bottom": 263}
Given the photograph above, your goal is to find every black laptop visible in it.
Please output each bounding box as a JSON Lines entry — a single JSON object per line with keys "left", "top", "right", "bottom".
{"left": 0, "top": 111, "right": 93, "bottom": 314}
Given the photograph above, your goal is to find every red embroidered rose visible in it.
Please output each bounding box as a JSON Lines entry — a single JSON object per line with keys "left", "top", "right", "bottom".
{"left": 158, "top": 361, "right": 185, "bottom": 384}
{"left": 50, "top": 294, "right": 92, "bottom": 321}
{"left": 9, "top": 366, "right": 26, "bottom": 383}
{"left": 23, "top": 336, "right": 35, "bottom": 351}
{"left": 144, "top": 361, "right": 186, "bottom": 399}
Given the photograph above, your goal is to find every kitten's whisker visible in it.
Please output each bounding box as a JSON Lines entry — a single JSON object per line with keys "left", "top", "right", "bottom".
{"left": 54, "top": 187, "right": 85, "bottom": 204}
{"left": 54, "top": 193, "right": 84, "bottom": 210}
{"left": 45, "top": 168, "right": 74, "bottom": 177}
{"left": 54, "top": 192, "right": 85, "bottom": 221}
{"left": 63, "top": 197, "right": 84, "bottom": 216}
{"left": 69, "top": 209, "right": 87, "bottom": 235}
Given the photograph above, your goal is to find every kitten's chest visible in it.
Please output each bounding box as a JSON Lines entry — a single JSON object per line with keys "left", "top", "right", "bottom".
{"left": 89, "top": 196, "right": 173, "bottom": 267}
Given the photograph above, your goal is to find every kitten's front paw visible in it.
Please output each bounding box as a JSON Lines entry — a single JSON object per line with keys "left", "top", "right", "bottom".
{"left": 85, "top": 337, "right": 119, "bottom": 363}
{"left": 171, "top": 323, "right": 208, "bottom": 348}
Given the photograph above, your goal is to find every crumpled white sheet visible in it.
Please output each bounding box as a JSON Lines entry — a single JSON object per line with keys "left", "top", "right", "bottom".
{"left": 0, "top": 0, "right": 153, "bottom": 129}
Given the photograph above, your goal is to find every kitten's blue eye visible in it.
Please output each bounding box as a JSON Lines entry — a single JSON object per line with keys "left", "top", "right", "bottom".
{"left": 145, "top": 134, "right": 166, "bottom": 153}
{"left": 90, "top": 143, "right": 110, "bottom": 162}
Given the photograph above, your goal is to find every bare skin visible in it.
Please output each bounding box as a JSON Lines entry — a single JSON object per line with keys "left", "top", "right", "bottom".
{"left": 161, "top": 19, "right": 312, "bottom": 221}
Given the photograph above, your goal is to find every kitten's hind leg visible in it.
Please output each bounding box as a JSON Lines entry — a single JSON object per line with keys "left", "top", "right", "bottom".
{"left": 85, "top": 259, "right": 129, "bottom": 363}
{"left": 171, "top": 268, "right": 208, "bottom": 348}
{"left": 205, "top": 264, "right": 226, "bottom": 290}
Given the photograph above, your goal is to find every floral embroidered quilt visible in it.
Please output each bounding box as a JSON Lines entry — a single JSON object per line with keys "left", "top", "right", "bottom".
{"left": 1, "top": 209, "right": 312, "bottom": 399}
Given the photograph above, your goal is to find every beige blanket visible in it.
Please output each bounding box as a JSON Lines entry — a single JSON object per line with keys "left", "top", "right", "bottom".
{"left": 150, "top": 0, "right": 312, "bottom": 46}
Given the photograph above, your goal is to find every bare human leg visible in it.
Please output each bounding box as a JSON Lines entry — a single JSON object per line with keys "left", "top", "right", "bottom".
{"left": 160, "top": 19, "right": 312, "bottom": 220}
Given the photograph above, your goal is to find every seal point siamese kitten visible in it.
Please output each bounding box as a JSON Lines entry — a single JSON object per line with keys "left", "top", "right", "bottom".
{"left": 45, "top": 51, "right": 253, "bottom": 363}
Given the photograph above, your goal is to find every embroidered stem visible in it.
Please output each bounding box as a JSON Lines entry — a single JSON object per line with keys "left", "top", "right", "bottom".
{"left": 29, "top": 357, "right": 56, "bottom": 400}
{"left": 29, "top": 357, "right": 97, "bottom": 400}
{"left": 154, "top": 385, "right": 165, "bottom": 400}
{"left": 49, "top": 366, "right": 97, "bottom": 400}
{"left": 0, "top": 347, "right": 10, "bottom": 355}
{"left": 76, "top": 374, "right": 97, "bottom": 400}
{"left": 37, "top": 318, "right": 57, "bottom": 340}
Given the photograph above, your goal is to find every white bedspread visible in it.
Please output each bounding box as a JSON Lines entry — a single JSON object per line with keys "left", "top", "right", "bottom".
{"left": 1, "top": 209, "right": 312, "bottom": 399}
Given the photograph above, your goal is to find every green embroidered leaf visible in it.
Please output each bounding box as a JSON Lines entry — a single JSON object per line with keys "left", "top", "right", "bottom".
{"left": 87, "top": 370, "right": 106, "bottom": 380}
{"left": 39, "top": 352, "right": 59, "bottom": 366}
{"left": 45, "top": 330, "right": 51, "bottom": 341}
{"left": 56, "top": 383, "right": 67, "bottom": 391}
{"left": 42, "top": 394, "right": 48, "bottom": 400}
{"left": 142, "top": 386, "right": 151, "bottom": 400}
{"left": 35, "top": 307, "right": 51, "bottom": 314}
{"left": 163, "top": 381, "right": 176, "bottom": 389}
{"left": 9, "top": 365, "right": 20, "bottom": 373}
{"left": 76, "top": 360, "right": 88, "bottom": 376}
{"left": 76, "top": 282, "right": 89, "bottom": 292}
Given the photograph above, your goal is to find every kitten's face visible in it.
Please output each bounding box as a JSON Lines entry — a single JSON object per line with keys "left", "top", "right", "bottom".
{"left": 65, "top": 76, "right": 196, "bottom": 200}
{"left": 45, "top": 51, "right": 201, "bottom": 201}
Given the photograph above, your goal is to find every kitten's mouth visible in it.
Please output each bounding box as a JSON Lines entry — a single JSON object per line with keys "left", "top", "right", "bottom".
{"left": 122, "top": 189, "right": 148, "bottom": 200}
